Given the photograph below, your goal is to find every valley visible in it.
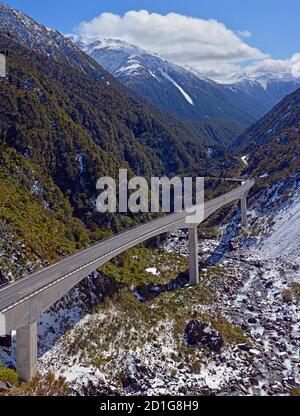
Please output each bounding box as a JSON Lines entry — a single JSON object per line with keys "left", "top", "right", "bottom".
{"left": 0, "top": 1, "right": 299, "bottom": 398}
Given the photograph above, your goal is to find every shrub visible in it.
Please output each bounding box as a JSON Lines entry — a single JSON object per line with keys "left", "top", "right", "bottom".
{"left": 282, "top": 288, "right": 293, "bottom": 303}
{"left": 0, "top": 367, "right": 19, "bottom": 385}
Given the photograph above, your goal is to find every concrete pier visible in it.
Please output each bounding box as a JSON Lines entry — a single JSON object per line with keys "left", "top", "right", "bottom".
{"left": 188, "top": 226, "right": 199, "bottom": 286}
{"left": 0, "top": 179, "right": 254, "bottom": 382}
{"left": 16, "top": 322, "right": 37, "bottom": 382}
{"left": 0, "top": 52, "right": 6, "bottom": 78}
{"left": 240, "top": 196, "right": 248, "bottom": 226}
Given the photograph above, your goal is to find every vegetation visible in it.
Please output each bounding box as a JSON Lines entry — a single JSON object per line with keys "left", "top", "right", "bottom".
{"left": 0, "top": 34, "right": 240, "bottom": 234}
{"left": 291, "top": 282, "right": 300, "bottom": 300}
{"left": 0, "top": 368, "right": 69, "bottom": 396}
{"left": 100, "top": 247, "right": 187, "bottom": 287}
{"left": 57, "top": 248, "right": 247, "bottom": 379}
{"left": 0, "top": 364, "right": 19, "bottom": 385}
{"left": 0, "top": 143, "right": 94, "bottom": 281}
{"left": 290, "top": 387, "right": 300, "bottom": 397}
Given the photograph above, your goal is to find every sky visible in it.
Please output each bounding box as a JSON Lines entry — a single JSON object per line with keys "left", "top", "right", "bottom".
{"left": 3, "top": 0, "right": 300, "bottom": 80}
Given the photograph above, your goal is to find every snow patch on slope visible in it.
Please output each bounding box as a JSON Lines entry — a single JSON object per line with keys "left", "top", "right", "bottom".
{"left": 258, "top": 192, "right": 300, "bottom": 264}
{"left": 160, "top": 71, "right": 194, "bottom": 106}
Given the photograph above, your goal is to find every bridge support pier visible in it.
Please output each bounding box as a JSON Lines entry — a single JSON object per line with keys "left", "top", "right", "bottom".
{"left": 188, "top": 226, "right": 199, "bottom": 286}
{"left": 240, "top": 196, "right": 248, "bottom": 226}
{"left": 16, "top": 322, "right": 37, "bottom": 382}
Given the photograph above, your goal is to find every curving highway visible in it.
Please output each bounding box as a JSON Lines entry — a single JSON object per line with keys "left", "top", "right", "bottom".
{"left": 0, "top": 179, "right": 254, "bottom": 381}
{"left": 0, "top": 179, "right": 254, "bottom": 327}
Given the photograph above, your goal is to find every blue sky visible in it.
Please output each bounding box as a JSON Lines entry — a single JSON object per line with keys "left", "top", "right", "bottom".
{"left": 4, "top": 0, "right": 300, "bottom": 59}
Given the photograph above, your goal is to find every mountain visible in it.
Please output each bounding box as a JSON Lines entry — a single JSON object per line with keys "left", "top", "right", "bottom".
{"left": 0, "top": 4, "right": 242, "bottom": 235}
{"left": 0, "top": 2, "right": 243, "bottom": 150}
{"left": 72, "top": 36, "right": 300, "bottom": 145}
{"left": 0, "top": 2, "right": 108, "bottom": 81}
{"left": 72, "top": 38, "right": 254, "bottom": 126}
{"left": 234, "top": 86, "right": 300, "bottom": 156}
{"left": 223, "top": 72, "right": 300, "bottom": 123}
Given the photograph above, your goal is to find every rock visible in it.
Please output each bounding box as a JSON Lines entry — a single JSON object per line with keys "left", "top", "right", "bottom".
{"left": 122, "top": 375, "right": 141, "bottom": 392}
{"left": 0, "top": 381, "right": 9, "bottom": 393}
{"left": 185, "top": 320, "right": 224, "bottom": 353}
{"left": 250, "top": 377, "right": 259, "bottom": 386}
{"left": 229, "top": 239, "right": 240, "bottom": 251}
{"left": 286, "top": 377, "right": 296, "bottom": 387}
{"left": 0, "top": 335, "right": 11, "bottom": 348}
{"left": 248, "top": 317, "right": 257, "bottom": 324}
{"left": 249, "top": 349, "right": 261, "bottom": 356}
{"left": 238, "top": 344, "right": 251, "bottom": 352}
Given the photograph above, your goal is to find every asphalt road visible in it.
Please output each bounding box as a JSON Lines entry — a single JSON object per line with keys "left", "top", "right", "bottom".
{"left": 0, "top": 180, "right": 254, "bottom": 314}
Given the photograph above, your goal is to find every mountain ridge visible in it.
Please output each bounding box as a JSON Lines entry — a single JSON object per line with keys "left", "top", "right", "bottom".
{"left": 72, "top": 36, "right": 300, "bottom": 143}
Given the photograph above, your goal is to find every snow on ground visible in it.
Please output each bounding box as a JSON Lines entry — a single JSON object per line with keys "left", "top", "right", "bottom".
{"left": 38, "top": 182, "right": 300, "bottom": 395}
{"left": 145, "top": 267, "right": 160, "bottom": 276}
{"left": 258, "top": 193, "right": 300, "bottom": 265}
{"left": 116, "top": 61, "right": 143, "bottom": 76}
{"left": 2, "top": 181, "right": 300, "bottom": 396}
{"left": 241, "top": 155, "right": 249, "bottom": 166}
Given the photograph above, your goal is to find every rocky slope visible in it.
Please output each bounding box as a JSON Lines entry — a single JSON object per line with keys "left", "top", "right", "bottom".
{"left": 71, "top": 38, "right": 252, "bottom": 129}
{"left": 0, "top": 2, "right": 108, "bottom": 80}
{"left": 2, "top": 170, "right": 299, "bottom": 396}
{"left": 2, "top": 176, "right": 297, "bottom": 396}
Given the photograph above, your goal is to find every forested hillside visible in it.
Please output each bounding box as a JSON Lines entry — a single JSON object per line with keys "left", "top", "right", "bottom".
{"left": 0, "top": 34, "right": 239, "bottom": 234}
{"left": 233, "top": 87, "right": 299, "bottom": 193}
{"left": 235, "top": 87, "right": 300, "bottom": 155}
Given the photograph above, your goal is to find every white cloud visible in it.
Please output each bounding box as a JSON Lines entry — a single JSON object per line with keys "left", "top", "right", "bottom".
{"left": 237, "top": 30, "right": 252, "bottom": 39}
{"left": 75, "top": 10, "right": 268, "bottom": 80}
{"left": 244, "top": 53, "right": 300, "bottom": 78}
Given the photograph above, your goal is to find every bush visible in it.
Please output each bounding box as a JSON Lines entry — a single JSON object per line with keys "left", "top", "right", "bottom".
{"left": 0, "top": 367, "right": 19, "bottom": 385}
{"left": 290, "top": 387, "right": 300, "bottom": 397}
{"left": 282, "top": 288, "right": 293, "bottom": 303}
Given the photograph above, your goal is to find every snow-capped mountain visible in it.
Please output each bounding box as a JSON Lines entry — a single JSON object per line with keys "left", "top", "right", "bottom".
{"left": 223, "top": 72, "right": 300, "bottom": 121}
{"left": 0, "top": 3, "right": 245, "bottom": 147}
{"left": 72, "top": 36, "right": 300, "bottom": 135}
{"left": 71, "top": 36, "right": 257, "bottom": 129}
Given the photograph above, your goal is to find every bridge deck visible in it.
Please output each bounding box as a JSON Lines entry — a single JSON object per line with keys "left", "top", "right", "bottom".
{"left": 0, "top": 180, "right": 254, "bottom": 316}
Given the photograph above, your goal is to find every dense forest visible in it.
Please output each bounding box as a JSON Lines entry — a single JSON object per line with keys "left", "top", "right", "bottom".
{"left": 0, "top": 34, "right": 239, "bottom": 233}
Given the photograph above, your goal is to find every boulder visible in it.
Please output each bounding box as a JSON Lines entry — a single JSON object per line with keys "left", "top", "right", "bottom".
{"left": 0, "top": 335, "right": 11, "bottom": 348}
{"left": 185, "top": 320, "right": 224, "bottom": 353}
{"left": 0, "top": 381, "right": 8, "bottom": 393}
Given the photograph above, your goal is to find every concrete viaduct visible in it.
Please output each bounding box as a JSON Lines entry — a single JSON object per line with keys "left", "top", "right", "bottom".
{"left": 0, "top": 179, "right": 254, "bottom": 382}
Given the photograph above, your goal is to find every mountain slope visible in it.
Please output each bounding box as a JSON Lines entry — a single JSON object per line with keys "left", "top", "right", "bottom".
{"left": 223, "top": 73, "right": 300, "bottom": 123}
{"left": 235, "top": 86, "right": 300, "bottom": 157}
{"left": 0, "top": 2, "right": 108, "bottom": 81}
{"left": 0, "top": 7, "right": 241, "bottom": 235}
{"left": 0, "top": 142, "right": 94, "bottom": 285}
{"left": 72, "top": 38, "right": 254, "bottom": 125}
{"left": 73, "top": 37, "right": 300, "bottom": 147}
